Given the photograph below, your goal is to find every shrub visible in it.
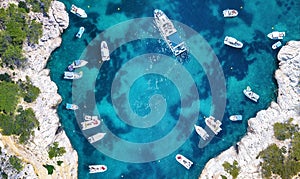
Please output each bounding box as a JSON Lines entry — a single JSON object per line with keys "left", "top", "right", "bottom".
{"left": 273, "top": 122, "right": 295, "bottom": 140}
{"left": 43, "top": 164, "right": 55, "bottom": 175}
{"left": 9, "top": 156, "right": 23, "bottom": 172}
{"left": 222, "top": 160, "right": 240, "bottom": 179}
{"left": 48, "top": 142, "right": 66, "bottom": 159}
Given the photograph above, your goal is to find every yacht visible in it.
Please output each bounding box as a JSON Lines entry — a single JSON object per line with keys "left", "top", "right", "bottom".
{"left": 154, "top": 9, "right": 188, "bottom": 60}
{"left": 88, "top": 133, "right": 106, "bottom": 143}
{"left": 64, "top": 71, "right": 83, "bottom": 79}
{"left": 68, "top": 60, "right": 88, "bottom": 71}
{"left": 70, "top": 4, "right": 87, "bottom": 18}
{"left": 223, "top": 9, "right": 238, "bottom": 17}
{"left": 81, "top": 117, "right": 100, "bottom": 130}
{"left": 224, "top": 36, "right": 243, "bottom": 48}
{"left": 205, "top": 116, "right": 222, "bottom": 135}
{"left": 272, "top": 41, "right": 282, "bottom": 50}
{"left": 243, "top": 86, "right": 259, "bottom": 102}
{"left": 66, "top": 103, "right": 78, "bottom": 110}
{"left": 175, "top": 154, "right": 193, "bottom": 170}
{"left": 100, "top": 41, "right": 110, "bottom": 62}
{"left": 267, "top": 31, "right": 285, "bottom": 40}
{"left": 89, "top": 165, "right": 107, "bottom": 173}
{"left": 194, "top": 125, "right": 209, "bottom": 140}
{"left": 229, "top": 115, "right": 243, "bottom": 121}
{"left": 76, "top": 27, "right": 85, "bottom": 38}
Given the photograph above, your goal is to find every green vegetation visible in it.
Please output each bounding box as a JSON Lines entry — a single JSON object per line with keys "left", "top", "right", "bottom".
{"left": 273, "top": 119, "right": 297, "bottom": 140}
{"left": 19, "top": 77, "right": 40, "bottom": 103}
{"left": 48, "top": 142, "right": 66, "bottom": 159}
{"left": 27, "top": 0, "right": 52, "bottom": 13}
{"left": 9, "top": 156, "right": 23, "bottom": 172}
{"left": 0, "top": 81, "right": 20, "bottom": 114}
{"left": 43, "top": 164, "right": 55, "bottom": 175}
{"left": 222, "top": 160, "right": 240, "bottom": 179}
{"left": 1, "top": 172, "right": 8, "bottom": 179}
{"left": 57, "top": 161, "right": 63, "bottom": 166}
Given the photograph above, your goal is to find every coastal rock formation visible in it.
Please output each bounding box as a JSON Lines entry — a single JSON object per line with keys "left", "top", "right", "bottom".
{"left": 200, "top": 41, "right": 300, "bottom": 179}
{"left": 0, "top": 1, "right": 78, "bottom": 178}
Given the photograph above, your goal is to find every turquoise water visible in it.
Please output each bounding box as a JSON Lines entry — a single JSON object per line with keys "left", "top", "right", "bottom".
{"left": 47, "top": 0, "right": 300, "bottom": 178}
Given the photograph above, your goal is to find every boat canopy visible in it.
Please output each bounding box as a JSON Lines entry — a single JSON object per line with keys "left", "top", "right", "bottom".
{"left": 167, "top": 32, "right": 183, "bottom": 48}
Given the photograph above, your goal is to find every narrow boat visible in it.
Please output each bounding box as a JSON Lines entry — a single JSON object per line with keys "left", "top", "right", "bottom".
{"left": 267, "top": 31, "right": 285, "bottom": 40}
{"left": 205, "top": 116, "right": 222, "bottom": 135}
{"left": 84, "top": 115, "right": 99, "bottom": 121}
{"left": 243, "top": 86, "right": 259, "bottom": 102}
{"left": 223, "top": 9, "right": 238, "bottom": 17}
{"left": 154, "top": 9, "right": 188, "bottom": 61}
{"left": 70, "top": 4, "right": 87, "bottom": 18}
{"left": 224, "top": 36, "right": 243, "bottom": 48}
{"left": 89, "top": 165, "right": 107, "bottom": 173}
{"left": 64, "top": 71, "right": 83, "bottom": 80}
{"left": 66, "top": 103, "right": 78, "bottom": 110}
{"left": 272, "top": 41, "right": 282, "bottom": 50}
{"left": 100, "top": 41, "right": 110, "bottom": 62}
{"left": 81, "top": 118, "right": 100, "bottom": 130}
{"left": 76, "top": 27, "right": 85, "bottom": 38}
{"left": 175, "top": 154, "right": 193, "bottom": 170}
{"left": 229, "top": 115, "right": 243, "bottom": 121}
{"left": 194, "top": 125, "right": 209, "bottom": 140}
{"left": 68, "top": 60, "right": 88, "bottom": 71}
{"left": 88, "top": 133, "right": 106, "bottom": 143}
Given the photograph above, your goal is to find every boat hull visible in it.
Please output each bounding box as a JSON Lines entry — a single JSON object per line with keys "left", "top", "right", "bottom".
{"left": 175, "top": 154, "right": 193, "bottom": 169}
{"left": 229, "top": 115, "right": 243, "bottom": 121}
{"left": 89, "top": 165, "right": 107, "bottom": 173}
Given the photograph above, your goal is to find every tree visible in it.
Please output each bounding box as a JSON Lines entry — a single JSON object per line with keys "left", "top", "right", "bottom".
{"left": 222, "top": 160, "right": 240, "bottom": 179}
{"left": 9, "top": 156, "right": 23, "bottom": 172}
{"left": 48, "top": 142, "right": 66, "bottom": 159}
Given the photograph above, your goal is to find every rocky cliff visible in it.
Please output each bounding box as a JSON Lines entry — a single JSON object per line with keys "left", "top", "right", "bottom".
{"left": 200, "top": 41, "right": 300, "bottom": 179}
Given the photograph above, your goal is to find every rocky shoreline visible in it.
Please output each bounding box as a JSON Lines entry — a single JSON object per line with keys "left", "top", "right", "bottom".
{"left": 0, "top": 1, "right": 78, "bottom": 178}
{"left": 200, "top": 41, "right": 300, "bottom": 178}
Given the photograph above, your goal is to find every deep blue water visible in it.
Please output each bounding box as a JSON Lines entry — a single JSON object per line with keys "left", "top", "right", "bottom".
{"left": 47, "top": 0, "right": 300, "bottom": 178}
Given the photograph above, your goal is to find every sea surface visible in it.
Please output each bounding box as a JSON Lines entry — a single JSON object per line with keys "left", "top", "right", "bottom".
{"left": 47, "top": 0, "right": 300, "bottom": 178}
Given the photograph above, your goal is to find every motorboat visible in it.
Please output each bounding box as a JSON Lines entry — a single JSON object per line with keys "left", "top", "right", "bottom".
{"left": 68, "top": 60, "right": 88, "bottom": 71}
{"left": 66, "top": 103, "right": 78, "bottom": 110}
{"left": 224, "top": 36, "right": 243, "bottom": 48}
{"left": 272, "top": 41, "right": 282, "bottom": 50}
{"left": 100, "top": 41, "right": 110, "bottom": 62}
{"left": 229, "top": 115, "right": 243, "bottom": 121}
{"left": 76, "top": 27, "right": 85, "bottom": 38}
{"left": 205, "top": 116, "right": 222, "bottom": 135}
{"left": 223, "top": 9, "right": 238, "bottom": 17}
{"left": 88, "top": 133, "right": 106, "bottom": 143}
{"left": 175, "top": 154, "right": 193, "bottom": 170}
{"left": 64, "top": 71, "right": 83, "bottom": 79}
{"left": 81, "top": 118, "right": 100, "bottom": 130}
{"left": 70, "top": 4, "right": 87, "bottom": 18}
{"left": 243, "top": 86, "right": 259, "bottom": 102}
{"left": 267, "top": 31, "right": 285, "bottom": 40}
{"left": 89, "top": 165, "right": 107, "bottom": 173}
{"left": 194, "top": 125, "right": 209, "bottom": 140}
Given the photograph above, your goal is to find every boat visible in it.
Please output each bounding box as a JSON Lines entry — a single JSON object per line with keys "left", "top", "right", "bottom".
{"left": 223, "top": 9, "right": 238, "bottom": 17}
{"left": 66, "top": 103, "right": 78, "bottom": 110}
{"left": 68, "top": 60, "right": 88, "bottom": 71}
{"left": 243, "top": 86, "right": 259, "bottom": 102}
{"left": 224, "top": 36, "right": 243, "bottom": 48}
{"left": 84, "top": 115, "right": 99, "bottom": 121}
{"left": 205, "top": 116, "right": 222, "bottom": 135}
{"left": 154, "top": 9, "right": 188, "bottom": 61}
{"left": 100, "top": 41, "right": 110, "bottom": 62}
{"left": 229, "top": 115, "right": 243, "bottom": 121}
{"left": 64, "top": 71, "right": 83, "bottom": 79}
{"left": 194, "top": 125, "right": 209, "bottom": 140}
{"left": 81, "top": 118, "right": 100, "bottom": 130}
{"left": 272, "top": 41, "right": 282, "bottom": 50}
{"left": 267, "top": 31, "right": 285, "bottom": 40}
{"left": 89, "top": 165, "right": 107, "bottom": 173}
{"left": 88, "top": 133, "right": 106, "bottom": 143}
{"left": 175, "top": 154, "right": 193, "bottom": 170}
{"left": 70, "top": 4, "right": 87, "bottom": 18}
{"left": 76, "top": 27, "right": 85, "bottom": 38}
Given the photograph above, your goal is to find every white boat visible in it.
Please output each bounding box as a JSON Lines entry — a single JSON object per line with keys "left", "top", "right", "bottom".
{"left": 205, "top": 116, "right": 222, "bottom": 135}
{"left": 76, "top": 27, "right": 85, "bottom": 38}
{"left": 89, "top": 165, "right": 107, "bottom": 173}
{"left": 223, "top": 9, "right": 238, "bottom": 17}
{"left": 243, "top": 86, "right": 259, "bottom": 102}
{"left": 81, "top": 118, "right": 100, "bottom": 130}
{"left": 272, "top": 41, "right": 282, "bottom": 50}
{"left": 175, "top": 154, "right": 193, "bottom": 170}
{"left": 64, "top": 71, "right": 83, "bottom": 79}
{"left": 66, "top": 103, "right": 78, "bottom": 110}
{"left": 68, "top": 60, "right": 88, "bottom": 71}
{"left": 267, "top": 31, "right": 285, "bottom": 40}
{"left": 194, "top": 125, "right": 209, "bottom": 140}
{"left": 229, "top": 115, "right": 243, "bottom": 121}
{"left": 100, "top": 41, "right": 110, "bottom": 62}
{"left": 154, "top": 9, "right": 188, "bottom": 60}
{"left": 84, "top": 115, "right": 99, "bottom": 121}
{"left": 70, "top": 4, "right": 87, "bottom": 18}
{"left": 88, "top": 133, "right": 106, "bottom": 143}
{"left": 224, "top": 36, "right": 243, "bottom": 48}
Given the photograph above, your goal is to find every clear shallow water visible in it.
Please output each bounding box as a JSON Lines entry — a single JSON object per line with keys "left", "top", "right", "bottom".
{"left": 47, "top": 0, "right": 300, "bottom": 178}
